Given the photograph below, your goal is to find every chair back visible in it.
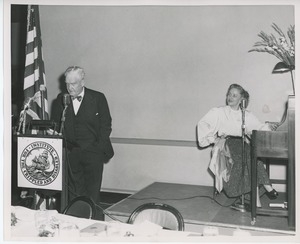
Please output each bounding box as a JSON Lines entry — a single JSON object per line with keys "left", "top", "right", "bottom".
{"left": 127, "top": 203, "right": 184, "bottom": 231}
{"left": 62, "top": 196, "right": 96, "bottom": 219}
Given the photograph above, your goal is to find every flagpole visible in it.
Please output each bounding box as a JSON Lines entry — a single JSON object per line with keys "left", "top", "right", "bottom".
{"left": 24, "top": 5, "right": 49, "bottom": 123}
{"left": 40, "top": 85, "right": 45, "bottom": 120}
{"left": 23, "top": 4, "right": 50, "bottom": 209}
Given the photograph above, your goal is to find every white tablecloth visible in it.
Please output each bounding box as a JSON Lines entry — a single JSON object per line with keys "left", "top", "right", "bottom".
{"left": 10, "top": 206, "right": 197, "bottom": 241}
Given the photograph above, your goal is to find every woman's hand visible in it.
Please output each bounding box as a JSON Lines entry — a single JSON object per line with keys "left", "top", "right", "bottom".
{"left": 267, "top": 122, "right": 280, "bottom": 131}
{"left": 219, "top": 133, "right": 227, "bottom": 139}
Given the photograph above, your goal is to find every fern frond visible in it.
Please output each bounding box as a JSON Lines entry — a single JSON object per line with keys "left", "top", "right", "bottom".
{"left": 253, "top": 41, "right": 268, "bottom": 47}
{"left": 287, "top": 25, "right": 295, "bottom": 46}
{"left": 272, "top": 23, "right": 285, "bottom": 37}
{"left": 249, "top": 48, "right": 281, "bottom": 59}
{"left": 249, "top": 23, "right": 295, "bottom": 67}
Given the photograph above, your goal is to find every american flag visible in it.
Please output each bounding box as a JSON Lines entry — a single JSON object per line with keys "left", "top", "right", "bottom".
{"left": 23, "top": 5, "right": 48, "bottom": 122}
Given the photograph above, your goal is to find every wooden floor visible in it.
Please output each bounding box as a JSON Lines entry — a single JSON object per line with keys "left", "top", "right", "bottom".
{"left": 105, "top": 182, "right": 296, "bottom": 236}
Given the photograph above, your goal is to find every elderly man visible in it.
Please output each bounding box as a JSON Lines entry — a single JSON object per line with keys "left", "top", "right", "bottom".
{"left": 51, "top": 66, "right": 114, "bottom": 211}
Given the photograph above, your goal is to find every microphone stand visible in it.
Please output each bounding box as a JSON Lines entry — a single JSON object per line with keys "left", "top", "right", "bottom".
{"left": 231, "top": 103, "right": 250, "bottom": 212}
{"left": 40, "top": 89, "right": 45, "bottom": 120}
{"left": 59, "top": 106, "right": 68, "bottom": 136}
{"left": 59, "top": 94, "right": 71, "bottom": 136}
{"left": 40, "top": 89, "right": 46, "bottom": 135}
{"left": 58, "top": 97, "right": 71, "bottom": 210}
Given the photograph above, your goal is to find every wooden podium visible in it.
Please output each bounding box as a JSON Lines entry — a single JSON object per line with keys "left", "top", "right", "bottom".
{"left": 16, "top": 134, "right": 68, "bottom": 212}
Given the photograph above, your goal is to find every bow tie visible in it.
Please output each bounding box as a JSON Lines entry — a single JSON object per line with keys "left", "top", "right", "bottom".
{"left": 72, "top": 96, "right": 82, "bottom": 102}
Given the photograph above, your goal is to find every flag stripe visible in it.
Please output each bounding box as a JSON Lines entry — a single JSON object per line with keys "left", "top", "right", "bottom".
{"left": 26, "top": 28, "right": 36, "bottom": 44}
{"left": 24, "top": 46, "right": 39, "bottom": 66}
{"left": 23, "top": 5, "right": 48, "bottom": 121}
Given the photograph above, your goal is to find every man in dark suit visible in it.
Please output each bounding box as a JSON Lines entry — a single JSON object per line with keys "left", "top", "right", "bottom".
{"left": 51, "top": 66, "right": 114, "bottom": 206}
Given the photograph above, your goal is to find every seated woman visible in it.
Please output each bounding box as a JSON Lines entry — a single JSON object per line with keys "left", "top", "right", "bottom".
{"left": 197, "top": 83, "right": 279, "bottom": 207}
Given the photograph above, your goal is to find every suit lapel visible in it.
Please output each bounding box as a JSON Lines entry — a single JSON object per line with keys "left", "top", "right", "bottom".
{"left": 65, "top": 88, "right": 98, "bottom": 141}
{"left": 62, "top": 101, "right": 75, "bottom": 140}
{"left": 76, "top": 88, "right": 96, "bottom": 116}
{"left": 77, "top": 88, "right": 99, "bottom": 139}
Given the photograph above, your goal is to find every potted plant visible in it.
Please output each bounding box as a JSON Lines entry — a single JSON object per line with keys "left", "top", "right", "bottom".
{"left": 249, "top": 23, "right": 295, "bottom": 95}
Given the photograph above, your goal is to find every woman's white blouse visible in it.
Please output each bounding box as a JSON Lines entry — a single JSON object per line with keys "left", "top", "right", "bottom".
{"left": 197, "top": 106, "right": 269, "bottom": 147}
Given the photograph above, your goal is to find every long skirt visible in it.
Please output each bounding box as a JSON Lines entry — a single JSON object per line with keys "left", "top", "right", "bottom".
{"left": 222, "top": 137, "right": 270, "bottom": 198}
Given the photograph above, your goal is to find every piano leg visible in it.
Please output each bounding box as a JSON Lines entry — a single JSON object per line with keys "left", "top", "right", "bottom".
{"left": 251, "top": 133, "right": 258, "bottom": 225}
{"left": 288, "top": 118, "right": 295, "bottom": 229}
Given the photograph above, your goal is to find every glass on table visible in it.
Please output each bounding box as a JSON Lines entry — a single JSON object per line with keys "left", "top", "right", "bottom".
{"left": 105, "top": 221, "right": 122, "bottom": 237}
{"left": 35, "top": 210, "right": 49, "bottom": 230}
{"left": 34, "top": 210, "right": 59, "bottom": 237}
{"left": 59, "top": 222, "right": 80, "bottom": 238}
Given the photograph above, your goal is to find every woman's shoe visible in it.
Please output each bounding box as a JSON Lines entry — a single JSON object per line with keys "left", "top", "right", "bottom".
{"left": 265, "top": 189, "right": 279, "bottom": 200}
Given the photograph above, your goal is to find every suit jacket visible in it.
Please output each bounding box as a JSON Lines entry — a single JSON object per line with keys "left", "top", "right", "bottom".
{"left": 51, "top": 88, "right": 114, "bottom": 163}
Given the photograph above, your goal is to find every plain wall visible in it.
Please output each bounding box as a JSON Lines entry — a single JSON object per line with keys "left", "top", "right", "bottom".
{"left": 39, "top": 5, "right": 294, "bottom": 192}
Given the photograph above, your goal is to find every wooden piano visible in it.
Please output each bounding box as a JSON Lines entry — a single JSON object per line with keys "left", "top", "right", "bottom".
{"left": 250, "top": 95, "right": 295, "bottom": 229}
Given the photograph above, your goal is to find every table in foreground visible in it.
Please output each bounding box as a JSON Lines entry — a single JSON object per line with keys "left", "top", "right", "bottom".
{"left": 9, "top": 205, "right": 203, "bottom": 241}
{"left": 105, "top": 182, "right": 295, "bottom": 236}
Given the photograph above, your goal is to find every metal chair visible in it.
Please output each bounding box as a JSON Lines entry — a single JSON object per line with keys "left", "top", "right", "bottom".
{"left": 127, "top": 203, "right": 185, "bottom": 231}
{"left": 62, "top": 196, "right": 96, "bottom": 219}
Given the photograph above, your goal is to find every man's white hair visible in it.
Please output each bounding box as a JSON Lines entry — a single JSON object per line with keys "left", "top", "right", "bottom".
{"left": 64, "top": 66, "right": 85, "bottom": 80}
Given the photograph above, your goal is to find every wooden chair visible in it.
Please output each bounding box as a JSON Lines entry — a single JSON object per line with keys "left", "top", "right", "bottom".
{"left": 127, "top": 203, "right": 185, "bottom": 231}
{"left": 62, "top": 196, "right": 96, "bottom": 219}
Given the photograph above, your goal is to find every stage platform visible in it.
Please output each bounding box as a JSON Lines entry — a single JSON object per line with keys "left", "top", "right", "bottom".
{"left": 104, "top": 182, "right": 296, "bottom": 236}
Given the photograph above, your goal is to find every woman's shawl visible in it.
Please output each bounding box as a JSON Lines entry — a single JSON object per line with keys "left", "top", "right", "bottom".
{"left": 209, "top": 138, "right": 234, "bottom": 193}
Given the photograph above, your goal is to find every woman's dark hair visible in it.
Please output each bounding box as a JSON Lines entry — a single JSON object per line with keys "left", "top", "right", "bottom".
{"left": 226, "top": 83, "right": 250, "bottom": 108}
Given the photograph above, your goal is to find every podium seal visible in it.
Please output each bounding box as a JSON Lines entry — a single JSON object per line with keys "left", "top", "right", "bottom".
{"left": 19, "top": 141, "right": 60, "bottom": 186}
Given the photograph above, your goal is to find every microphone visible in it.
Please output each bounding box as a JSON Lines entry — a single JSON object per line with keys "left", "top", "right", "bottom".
{"left": 63, "top": 94, "right": 71, "bottom": 108}
{"left": 240, "top": 99, "right": 247, "bottom": 110}
{"left": 59, "top": 94, "right": 71, "bottom": 135}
